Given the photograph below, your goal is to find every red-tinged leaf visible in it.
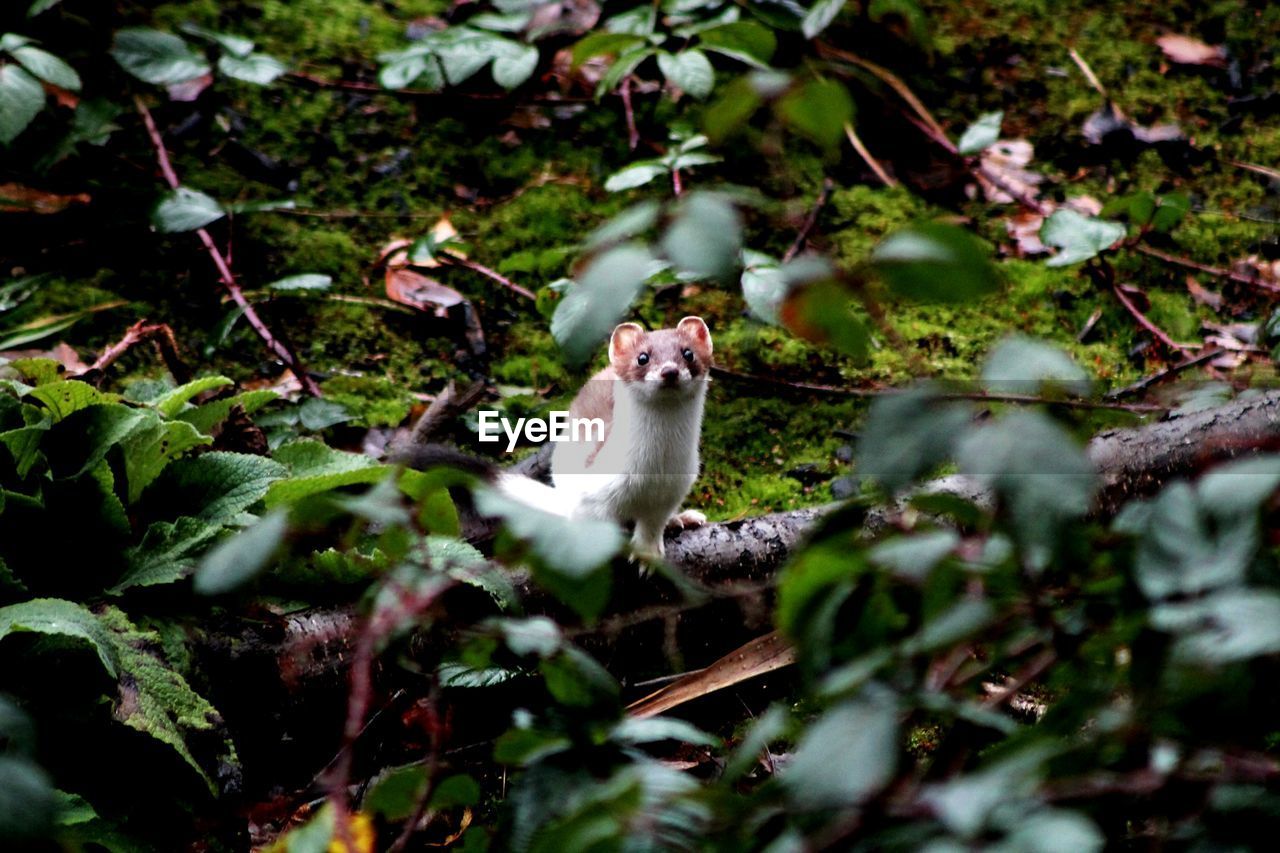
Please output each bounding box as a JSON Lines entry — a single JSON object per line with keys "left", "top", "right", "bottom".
{"left": 385, "top": 268, "right": 465, "bottom": 315}
{"left": 167, "top": 72, "right": 212, "bottom": 102}
{"left": 1156, "top": 34, "right": 1226, "bottom": 67}
{"left": 0, "top": 182, "right": 90, "bottom": 213}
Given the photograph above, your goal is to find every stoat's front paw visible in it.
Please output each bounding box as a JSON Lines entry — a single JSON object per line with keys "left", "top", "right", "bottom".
{"left": 629, "top": 541, "right": 664, "bottom": 575}
{"left": 666, "top": 509, "right": 707, "bottom": 530}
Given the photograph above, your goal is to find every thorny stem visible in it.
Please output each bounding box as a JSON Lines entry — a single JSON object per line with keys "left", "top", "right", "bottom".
{"left": 133, "top": 97, "right": 323, "bottom": 397}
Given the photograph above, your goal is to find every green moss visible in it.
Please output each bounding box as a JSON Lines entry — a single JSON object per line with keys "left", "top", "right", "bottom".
{"left": 320, "top": 374, "right": 414, "bottom": 427}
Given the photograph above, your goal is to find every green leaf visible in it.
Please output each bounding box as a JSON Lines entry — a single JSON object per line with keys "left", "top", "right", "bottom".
{"left": 0, "top": 598, "right": 118, "bottom": 677}
{"left": 802, "top": 0, "right": 849, "bottom": 40}
{"left": 958, "top": 411, "right": 1095, "bottom": 570}
{"left": 281, "top": 803, "right": 334, "bottom": 853}
{"left": 703, "top": 74, "right": 764, "bottom": 143}
{"left": 611, "top": 717, "right": 718, "bottom": 747}
{"left": 1153, "top": 590, "right": 1280, "bottom": 666}
{"left": 177, "top": 389, "right": 276, "bottom": 434}
{"left": 1003, "top": 809, "right": 1104, "bottom": 853}
{"left": 264, "top": 440, "right": 389, "bottom": 507}
{"left": 364, "top": 764, "right": 428, "bottom": 820}
{"left": 474, "top": 487, "right": 621, "bottom": 619}
{"left": 0, "top": 64, "right": 45, "bottom": 145}
{"left": 0, "top": 756, "right": 55, "bottom": 842}
{"left": 870, "top": 222, "right": 999, "bottom": 302}
{"left": 1150, "top": 192, "right": 1190, "bottom": 233}
{"left": 981, "top": 336, "right": 1091, "bottom": 396}
{"left": 153, "top": 187, "right": 225, "bottom": 233}
{"left": 868, "top": 530, "right": 960, "bottom": 581}
{"left": 550, "top": 244, "right": 654, "bottom": 366}
{"left": 782, "top": 690, "right": 898, "bottom": 807}
{"left": 585, "top": 201, "right": 661, "bottom": 249}
{"left": 492, "top": 43, "right": 539, "bottom": 89}
{"left": 858, "top": 385, "right": 974, "bottom": 493}
{"left": 662, "top": 192, "right": 742, "bottom": 281}
{"left": 924, "top": 749, "right": 1051, "bottom": 838}
{"left": 698, "top": 21, "right": 777, "bottom": 66}
{"left": 594, "top": 47, "right": 656, "bottom": 98}
{"left": 570, "top": 32, "right": 645, "bottom": 67}
{"left": 96, "top": 607, "right": 236, "bottom": 793}
{"left": 379, "top": 51, "right": 430, "bottom": 89}
{"left": 776, "top": 77, "right": 853, "bottom": 148}
{"left": 27, "top": 380, "right": 107, "bottom": 421}
{"left": 143, "top": 451, "right": 287, "bottom": 524}
{"left": 27, "top": 0, "right": 64, "bottom": 16}
{"left": 151, "top": 375, "right": 234, "bottom": 416}
{"left": 1040, "top": 209, "right": 1126, "bottom": 267}
{"left": 957, "top": 110, "right": 1002, "bottom": 154}
{"left": 604, "top": 5, "right": 657, "bottom": 36}
{"left": 119, "top": 416, "right": 211, "bottom": 503}
{"left": 111, "top": 28, "right": 210, "bottom": 85}
{"left": 194, "top": 508, "right": 289, "bottom": 594}
{"left": 10, "top": 45, "right": 81, "bottom": 91}
{"left": 780, "top": 276, "right": 870, "bottom": 361}
{"left": 177, "top": 23, "right": 255, "bottom": 58}
{"left": 113, "top": 516, "right": 220, "bottom": 592}
{"left": 603, "top": 160, "right": 668, "bottom": 192}
{"left": 657, "top": 49, "right": 715, "bottom": 99}
{"left": 217, "top": 52, "right": 287, "bottom": 85}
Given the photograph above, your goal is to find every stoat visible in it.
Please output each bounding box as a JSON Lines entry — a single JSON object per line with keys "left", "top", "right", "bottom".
{"left": 499, "top": 316, "right": 713, "bottom": 560}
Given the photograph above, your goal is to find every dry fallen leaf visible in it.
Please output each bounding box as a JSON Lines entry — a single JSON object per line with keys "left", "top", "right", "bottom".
{"left": 167, "top": 73, "right": 213, "bottom": 103}
{"left": 1005, "top": 210, "right": 1048, "bottom": 256}
{"left": 972, "top": 139, "right": 1043, "bottom": 204}
{"left": 626, "top": 631, "right": 796, "bottom": 718}
{"left": 1184, "top": 274, "right": 1223, "bottom": 310}
{"left": 0, "top": 183, "right": 91, "bottom": 214}
{"left": 1157, "top": 34, "right": 1227, "bottom": 68}
{"left": 385, "top": 268, "right": 465, "bottom": 315}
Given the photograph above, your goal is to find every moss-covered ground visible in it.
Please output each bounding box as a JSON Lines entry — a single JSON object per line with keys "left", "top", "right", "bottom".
{"left": 5, "top": 0, "right": 1278, "bottom": 518}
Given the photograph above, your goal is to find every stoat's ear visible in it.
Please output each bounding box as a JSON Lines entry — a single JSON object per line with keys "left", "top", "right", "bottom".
{"left": 677, "top": 316, "right": 712, "bottom": 356}
{"left": 609, "top": 322, "right": 646, "bottom": 364}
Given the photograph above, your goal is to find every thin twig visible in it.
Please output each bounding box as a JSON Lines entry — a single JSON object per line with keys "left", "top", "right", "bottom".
{"left": 1108, "top": 280, "right": 1195, "bottom": 356}
{"left": 783, "top": 177, "right": 836, "bottom": 262}
{"left": 981, "top": 648, "right": 1056, "bottom": 710}
{"left": 672, "top": 165, "right": 683, "bottom": 197}
{"left": 133, "top": 97, "right": 323, "bottom": 397}
{"left": 406, "top": 379, "right": 489, "bottom": 447}
{"left": 709, "top": 366, "right": 1166, "bottom": 412}
{"left": 386, "top": 685, "right": 443, "bottom": 853}
{"left": 1135, "top": 244, "right": 1280, "bottom": 294}
{"left": 1104, "top": 348, "right": 1223, "bottom": 400}
{"left": 440, "top": 255, "right": 536, "bottom": 300}
{"left": 815, "top": 44, "right": 951, "bottom": 145}
{"left": 80, "top": 320, "right": 189, "bottom": 384}
{"left": 843, "top": 123, "right": 897, "bottom": 188}
{"left": 620, "top": 75, "right": 640, "bottom": 151}
{"left": 1067, "top": 48, "right": 1109, "bottom": 98}
{"left": 284, "top": 70, "right": 590, "bottom": 105}
{"left": 1227, "top": 159, "right": 1280, "bottom": 182}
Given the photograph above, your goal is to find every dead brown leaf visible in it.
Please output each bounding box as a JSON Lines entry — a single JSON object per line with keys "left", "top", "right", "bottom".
{"left": 1157, "top": 34, "right": 1227, "bottom": 68}
{"left": 972, "top": 139, "right": 1043, "bottom": 204}
{"left": 1184, "top": 275, "right": 1223, "bottom": 310}
{"left": 385, "top": 268, "right": 465, "bottom": 315}
{"left": 0, "top": 183, "right": 91, "bottom": 214}
{"left": 626, "top": 631, "right": 796, "bottom": 719}
{"left": 167, "top": 73, "right": 213, "bottom": 102}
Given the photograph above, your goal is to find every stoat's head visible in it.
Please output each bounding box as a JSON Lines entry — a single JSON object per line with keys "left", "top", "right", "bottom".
{"left": 609, "top": 317, "right": 713, "bottom": 404}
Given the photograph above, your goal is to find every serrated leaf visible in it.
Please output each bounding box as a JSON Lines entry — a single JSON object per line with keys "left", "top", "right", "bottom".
{"left": 10, "top": 45, "right": 80, "bottom": 91}
{"left": 0, "top": 598, "right": 118, "bottom": 676}
{"left": 0, "top": 64, "right": 45, "bottom": 145}
{"left": 113, "top": 516, "right": 220, "bottom": 592}
{"left": 27, "top": 380, "right": 107, "bottom": 421}
{"left": 871, "top": 222, "right": 999, "bottom": 302}
{"left": 151, "top": 376, "right": 234, "bottom": 416}
{"left": 1040, "top": 209, "right": 1126, "bottom": 267}
{"left": 111, "top": 28, "right": 210, "bottom": 85}
{"left": 571, "top": 32, "right": 646, "bottom": 67}
{"left": 657, "top": 49, "right": 715, "bottom": 99}
{"left": 217, "top": 52, "right": 286, "bottom": 85}
{"left": 96, "top": 607, "right": 235, "bottom": 793}
{"left": 119, "top": 416, "right": 211, "bottom": 503}
{"left": 957, "top": 110, "right": 1003, "bottom": 154}
{"left": 802, "top": 0, "right": 849, "bottom": 40}
{"left": 142, "top": 451, "right": 287, "bottom": 524}
{"left": 267, "top": 273, "right": 332, "bottom": 292}
{"left": 152, "top": 187, "right": 225, "bottom": 233}
{"left": 194, "top": 508, "right": 289, "bottom": 594}
{"left": 550, "top": 244, "right": 653, "bottom": 366}
{"left": 176, "top": 389, "right": 276, "bottom": 434}
{"left": 264, "top": 439, "right": 389, "bottom": 507}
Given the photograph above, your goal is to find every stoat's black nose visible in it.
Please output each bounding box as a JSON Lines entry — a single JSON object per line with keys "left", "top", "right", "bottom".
{"left": 660, "top": 366, "right": 679, "bottom": 384}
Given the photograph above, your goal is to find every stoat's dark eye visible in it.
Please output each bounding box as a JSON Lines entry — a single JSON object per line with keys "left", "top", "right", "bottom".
{"left": 637, "top": 352, "right": 649, "bottom": 366}
{"left": 682, "top": 348, "right": 694, "bottom": 362}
